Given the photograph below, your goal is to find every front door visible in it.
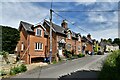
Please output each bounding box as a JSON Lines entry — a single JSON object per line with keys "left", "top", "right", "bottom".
{"left": 58, "top": 47, "right": 63, "bottom": 57}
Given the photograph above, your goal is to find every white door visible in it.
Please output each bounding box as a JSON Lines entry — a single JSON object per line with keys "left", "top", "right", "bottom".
{"left": 58, "top": 47, "right": 63, "bottom": 57}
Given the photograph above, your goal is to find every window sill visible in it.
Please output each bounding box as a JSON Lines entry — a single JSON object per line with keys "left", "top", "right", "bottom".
{"left": 34, "top": 49, "right": 43, "bottom": 51}
{"left": 35, "top": 35, "right": 42, "bottom": 37}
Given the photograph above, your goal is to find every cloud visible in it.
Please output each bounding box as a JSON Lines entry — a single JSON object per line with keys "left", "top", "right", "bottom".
{"left": 90, "top": 28, "right": 118, "bottom": 41}
{"left": 2, "top": 0, "right": 120, "bottom": 2}
{"left": 88, "top": 13, "right": 107, "bottom": 22}
{"left": 1, "top": 2, "right": 49, "bottom": 28}
{"left": 0, "top": 2, "right": 2, "bottom": 24}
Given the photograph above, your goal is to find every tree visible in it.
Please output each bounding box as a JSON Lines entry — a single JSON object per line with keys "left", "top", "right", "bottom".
{"left": 113, "top": 38, "right": 120, "bottom": 49}
{"left": 108, "top": 38, "right": 112, "bottom": 44}
{"left": 1, "top": 26, "right": 20, "bottom": 54}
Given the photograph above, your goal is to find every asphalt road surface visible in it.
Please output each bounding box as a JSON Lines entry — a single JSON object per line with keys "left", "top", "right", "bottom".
{"left": 12, "top": 53, "right": 110, "bottom": 78}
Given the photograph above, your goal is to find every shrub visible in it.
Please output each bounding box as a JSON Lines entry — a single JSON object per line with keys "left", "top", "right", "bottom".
{"left": 0, "top": 51, "right": 10, "bottom": 64}
{"left": 0, "top": 70, "right": 7, "bottom": 76}
{"left": 99, "top": 50, "right": 120, "bottom": 80}
{"left": 77, "top": 54, "right": 85, "bottom": 58}
{"left": 20, "top": 64, "right": 27, "bottom": 72}
{"left": 64, "top": 50, "right": 72, "bottom": 58}
{"left": 10, "top": 64, "right": 27, "bottom": 75}
{"left": 72, "top": 54, "right": 78, "bottom": 59}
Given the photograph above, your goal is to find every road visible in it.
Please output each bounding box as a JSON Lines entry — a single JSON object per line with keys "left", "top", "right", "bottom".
{"left": 12, "top": 53, "right": 110, "bottom": 78}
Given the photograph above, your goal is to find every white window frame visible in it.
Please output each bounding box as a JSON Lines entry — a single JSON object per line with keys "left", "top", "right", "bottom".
{"left": 78, "top": 36, "right": 81, "bottom": 41}
{"left": 15, "top": 46, "right": 18, "bottom": 51}
{"left": 67, "top": 32, "right": 71, "bottom": 39}
{"left": 36, "top": 28, "right": 42, "bottom": 36}
{"left": 35, "top": 42, "right": 43, "bottom": 50}
{"left": 21, "top": 42, "right": 24, "bottom": 51}
{"left": 78, "top": 46, "right": 81, "bottom": 51}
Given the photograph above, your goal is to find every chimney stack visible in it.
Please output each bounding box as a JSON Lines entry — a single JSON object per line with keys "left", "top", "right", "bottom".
{"left": 61, "top": 20, "right": 68, "bottom": 29}
{"left": 87, "top": 34, "right": 91, "bottom": 40}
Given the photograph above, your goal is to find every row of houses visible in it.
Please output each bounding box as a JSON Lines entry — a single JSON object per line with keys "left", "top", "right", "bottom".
{"left": 15, "top": 20, "right": 94, "bottom": 64}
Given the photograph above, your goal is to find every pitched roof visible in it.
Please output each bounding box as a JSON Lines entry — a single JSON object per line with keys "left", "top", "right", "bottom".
{"left": 112, "top": 43, "right": 118, "bottom": 46}
{"left": 19, "top": 21, "right": 34, "bottom": 32}
{"left": 82, "top": 36, "right": 93, "bottom": 44}
{"left": 44, "top": 20, "right": 66, "bottom": 35}
{"left": 71, "top": 31, "right": 78, "bottom": 38}
{"left": 19, "top": 21, "right": 48, "bottom": 36}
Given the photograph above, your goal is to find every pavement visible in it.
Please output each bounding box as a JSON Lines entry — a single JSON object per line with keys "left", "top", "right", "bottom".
{"left": 9, "top": 53, "right": 110, "bottom": 79}
{"left": 26, "top": 62, "right": 48, "bottom": 71}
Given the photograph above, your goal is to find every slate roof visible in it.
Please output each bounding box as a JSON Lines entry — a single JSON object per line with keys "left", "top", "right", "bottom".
{"left": 44, "top": 20, "right": 81, "bottom": 39}
{"left": 19, "top": 21, "right": 48, "bottom": 36}
{"left": 19, "top": 21, "right": 34, "bottom": 32}
{"left": 71, "top": 31, "right": 79, "bottom": 38}
{"left": 112, "top": 43, "right": 119, "bottom": 46}
{"left": 81, "top": 36, "right": 93, "bottom": 44}
{"left": 44, "top": 20, "right": 66, "bottom": 35}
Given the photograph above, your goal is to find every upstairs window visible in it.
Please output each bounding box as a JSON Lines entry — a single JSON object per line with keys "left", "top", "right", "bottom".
{"left": 78, "top": 46, "right": 81, "bottom": 51}
{"left": 35, "top": 42, "right": 43, "bottom": 50}
{"left": 36, "top": 29, "right": 42, "bottom": 36}
{"left": 67, "top": 32, "right": 71, "bottom": 39}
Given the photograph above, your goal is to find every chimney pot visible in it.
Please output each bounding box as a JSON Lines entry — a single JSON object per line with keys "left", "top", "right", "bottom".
{"left": 61, "top": 20, "right": 68, "bottom": 29}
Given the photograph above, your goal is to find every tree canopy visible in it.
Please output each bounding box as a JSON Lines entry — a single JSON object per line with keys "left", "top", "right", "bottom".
{"left": 113, "top": 38, "right": 120, "bottom": 48}
{"left": 1, "top": 26, "right": 20, "bottom": 54}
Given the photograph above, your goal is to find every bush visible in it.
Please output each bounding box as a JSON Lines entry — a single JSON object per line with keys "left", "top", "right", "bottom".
{"left": 10, "top": 64, "right": 27, "bottom": 75}
{"left": 64, "top": 50, "right": 73, "bottom": 58}
{"left": 99, "top": 50, "right": 120, "bottom": 80}
{"left": 77, "top": 54, "right": 85, "bottom": 58}
{"left": 20, "top": 64, "right": 27, "bottom": 72}
{"left": 0, "top": 70, "right": 7, "bottom": 76}
{"left": 0, "top": 51, "right": 10, "bottom": 64}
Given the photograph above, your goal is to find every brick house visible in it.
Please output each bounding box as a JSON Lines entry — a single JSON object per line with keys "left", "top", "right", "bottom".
{"left": 16, "top": 21, "right": 49, "bottom": 64}
{"left": 81, "top": 34, "right": 94, "bottom": 54}
{"left": 43, "top": 20, "right": 82, "bottom": 56}
{"left": 16, "top": 20, "right": 82, "bottom": 64}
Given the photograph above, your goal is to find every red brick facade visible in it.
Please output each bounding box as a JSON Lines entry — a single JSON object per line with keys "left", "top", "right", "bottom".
{"left": 16, "top": 20, "right": 93, "bottom": 64}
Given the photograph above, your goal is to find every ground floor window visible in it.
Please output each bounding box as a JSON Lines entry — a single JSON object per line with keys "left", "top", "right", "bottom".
{"left": 35, "top": 42, "right": 43, "bottom": 50}
{"left": 66, "top": 44, "right": 71, "bottom": 50}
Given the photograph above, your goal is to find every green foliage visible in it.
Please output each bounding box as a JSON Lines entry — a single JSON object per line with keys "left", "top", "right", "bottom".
{"left": 99, "top": 50, "right": 120, "bottom": 80}
{"left": 0, "top": 51, "right": 10, "bottom": 64}
{"left": 20, "top": 64, "right": 27, "bottom": 72}
{"left": 77, "top": 53, "right": 85, "bottom": 58}
{"left": 72, "top": 54, "right": 78, "bottom": 59}
{"left": 112, "top": 38, "right": 120, "bottom": 48}
{"left": 0, "top": 70, "right": 7, "bottom": 76}
{"left": 1, "top": 26, "right": 20, "bottom": 54}
{"left": 10, "top": 64, "right": 27, "bottom": 75}
{"left": 64, "top": 49, "right": 73, "bottom": 58}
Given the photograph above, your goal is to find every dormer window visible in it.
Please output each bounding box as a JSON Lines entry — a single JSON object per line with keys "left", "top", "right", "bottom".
{"left": 67, "top": 32, "right": 71, "bottom": 39}
{"left": 36, "top": 29, "right": 42, "bottom": 36}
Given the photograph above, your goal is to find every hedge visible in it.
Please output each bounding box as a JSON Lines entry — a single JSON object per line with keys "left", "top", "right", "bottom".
{"left": 99, "top": 50, "right": 120, "bottom": 80}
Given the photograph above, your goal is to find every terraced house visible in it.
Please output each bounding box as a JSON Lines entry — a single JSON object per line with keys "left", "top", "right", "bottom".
{"left": 15, "top": 20, "right": 92, "bottom": 64}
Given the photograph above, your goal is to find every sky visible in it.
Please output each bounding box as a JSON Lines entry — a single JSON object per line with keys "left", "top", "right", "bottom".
{"left": 0, "top": 0, "right": 120, "bottom": 41}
